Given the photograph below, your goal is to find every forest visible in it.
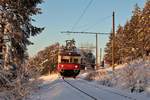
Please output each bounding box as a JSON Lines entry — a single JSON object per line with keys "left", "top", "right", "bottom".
{"left": 104, "top": 1, "right": 150, "bottom": 65}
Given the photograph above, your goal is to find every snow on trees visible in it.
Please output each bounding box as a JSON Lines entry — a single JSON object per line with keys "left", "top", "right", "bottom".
{"left": 103, "top": 1, "right": 150, "bottom": 93}
{"left": 104, "top": 2, "right": 150, "bottom": 65}
{"left": 29, "top": 43, "right": 60, "bottom": 75}
{"left": 0, "top": 0, "right": 44, "bottom": 99}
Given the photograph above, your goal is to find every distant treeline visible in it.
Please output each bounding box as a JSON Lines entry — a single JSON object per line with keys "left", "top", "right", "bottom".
{"left": 104, "top": 1, "right": 150, "bottom": 64}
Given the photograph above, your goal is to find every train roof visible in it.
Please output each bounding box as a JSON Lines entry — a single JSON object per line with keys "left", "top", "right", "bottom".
{"left": 59, "top": 51, "right": 80, "bottom": 56}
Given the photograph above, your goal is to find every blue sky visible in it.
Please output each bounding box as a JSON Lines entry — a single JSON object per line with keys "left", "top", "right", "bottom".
{"left": 28, "top": 0, "right": 145, "bottom": 57}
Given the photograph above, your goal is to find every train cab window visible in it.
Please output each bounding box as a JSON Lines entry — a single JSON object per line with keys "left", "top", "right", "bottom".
{"left": 74, "top": 59, "right": 78, "bottom": 63}
{"left": 61, "top": 59, "right": 69, "bottom": 63}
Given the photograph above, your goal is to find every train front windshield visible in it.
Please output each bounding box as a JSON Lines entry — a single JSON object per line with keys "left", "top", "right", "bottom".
{"left": 58, "top": 56, "right": 81, "bottom": 64}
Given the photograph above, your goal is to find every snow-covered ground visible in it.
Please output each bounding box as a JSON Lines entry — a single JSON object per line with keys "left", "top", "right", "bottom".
{"left": 24, "top": 73, "right": 150, "bottom": 100}
{"left": 38, "top": 73, "right": 59, "bottom": 85}
{"left": 23, "top": 59, "right": 150, "bottom": 100}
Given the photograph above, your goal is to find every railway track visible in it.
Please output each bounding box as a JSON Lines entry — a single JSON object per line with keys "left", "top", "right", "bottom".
{"left": 63, "top": 79, "right": 99, "bottom": 100}
{"left": 77, "top": 79, "right": 137, "bottom": 100}
{"left": 63, "top": 79, "right": 137, "bottom": 100}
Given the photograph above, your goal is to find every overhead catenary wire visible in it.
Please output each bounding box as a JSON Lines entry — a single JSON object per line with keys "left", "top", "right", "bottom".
{"left": 69, "top": 15, "right": 111, "bottom": 32}
{"left": 71, "top": 0, "right": 94, "bottom": 31}
{"left": 82, "top": 15, "right": 111, "bottom": 31}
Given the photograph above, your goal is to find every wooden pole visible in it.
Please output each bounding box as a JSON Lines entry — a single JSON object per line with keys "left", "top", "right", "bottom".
{"left": 95, "top": 34, "right": 98, "bottom": 70}
{"left": 100, "top": 48, "right": 102, "bottom": 63}
{"left": 112, "top": 11, "right": 115, "bottom": 71}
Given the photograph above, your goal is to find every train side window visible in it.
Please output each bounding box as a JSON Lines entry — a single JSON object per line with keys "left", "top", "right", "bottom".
{"left": 74, "top": 59, "right": 78, "bottom": 63}
{"left": 70, "top": 58, "right": 72, "bottom": 63}
{"left": 0, "top": 54, "right": 2, "bottom": 59}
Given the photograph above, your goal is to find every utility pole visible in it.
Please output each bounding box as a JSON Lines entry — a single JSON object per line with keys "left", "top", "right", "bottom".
{"left": 112, "top": 11, "right": 115, "bottom": 71}
{"left": 61, "top": 31, "right": 109, "bottom": 70}
{"left": 100, "top": 48, "right": 102, "bottom": 63}
{"left": 96, "top": 34, "right": 98, "bottom": 70}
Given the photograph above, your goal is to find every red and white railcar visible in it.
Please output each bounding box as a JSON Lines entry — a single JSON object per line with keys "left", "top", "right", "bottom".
{"left": 57, "top": 51, "right": 81, "bottom": 78}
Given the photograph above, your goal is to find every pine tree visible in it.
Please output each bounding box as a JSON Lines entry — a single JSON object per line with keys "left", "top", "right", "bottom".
{"left": 104, "top": 25, "right": 124, "bottom": 65}
{"left": 115, "top": 4, "right": 144, "bottom": 61}
{"left": 115, "top": 25, "right": 124, "bottom": 63}
{"left": 139, "top": 0, "right": 150, "bottom": 56}
{"left": 104, "top": 32, "right": 113, "bottom": 65}
{"left": 0, "top": 0, "right": 44, "bottom": 64}
{"left": 104, "top": 2, "right": 150, "bottom": 63}
{"left": 0, "top": 1, "right": 44, "bottom": 99}
{"left": 122, "top": 4, "right": 142, "bottom": 59}
{"left": 29, "top": 43, "right": 60, "bottom": 74}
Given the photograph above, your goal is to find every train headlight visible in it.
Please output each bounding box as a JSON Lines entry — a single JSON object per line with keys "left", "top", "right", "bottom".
{"left": 61, "top": 65, "right": 64, "bottom": 68}
{"left": 75, "top": 65, "right": 78, "bottom": 69}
